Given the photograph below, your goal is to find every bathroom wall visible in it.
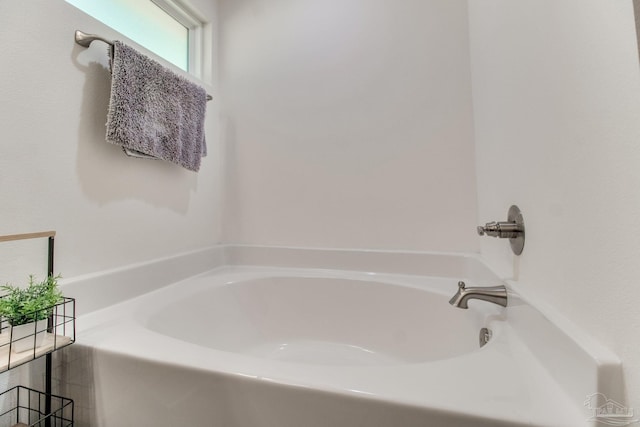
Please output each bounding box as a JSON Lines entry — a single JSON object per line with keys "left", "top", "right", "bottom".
{"left": 218, "top": 0, "right": 479, "bottom": 252}
{"left": 469, "top": 0, "right": 640, "bottom": 412}
{"left": 0, "top": 0, "right": 222, "bottom": 280}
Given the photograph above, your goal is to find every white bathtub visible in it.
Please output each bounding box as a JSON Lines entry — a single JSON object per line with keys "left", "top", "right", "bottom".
{"left": 62, "top": 248, "right": 621, "bottom": 427}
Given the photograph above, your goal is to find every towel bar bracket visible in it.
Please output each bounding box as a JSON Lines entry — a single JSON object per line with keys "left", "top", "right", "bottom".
{"left": 74, "top": 30, "right": 114, "bottom": 48}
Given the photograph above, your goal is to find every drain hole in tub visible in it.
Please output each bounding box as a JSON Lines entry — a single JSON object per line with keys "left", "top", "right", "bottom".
{"left": 479, "top": 327, "right": 492, "bottom": 348}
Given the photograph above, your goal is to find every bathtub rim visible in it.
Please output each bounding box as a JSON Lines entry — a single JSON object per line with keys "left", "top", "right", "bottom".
{"left": 60, "top": 244, "right": 500, "bottom": 316}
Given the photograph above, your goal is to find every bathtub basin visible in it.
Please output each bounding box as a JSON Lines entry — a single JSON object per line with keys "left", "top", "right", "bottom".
{"left": 146, "top": 275, "right": 491, "bottom": 366}
{"left": 69, "top": 260, "right": 611, "bottom": 427}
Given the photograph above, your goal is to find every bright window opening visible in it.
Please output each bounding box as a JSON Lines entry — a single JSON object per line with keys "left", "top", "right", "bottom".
{"left": 66, "top": 0, "right": 203, "bottom": 74}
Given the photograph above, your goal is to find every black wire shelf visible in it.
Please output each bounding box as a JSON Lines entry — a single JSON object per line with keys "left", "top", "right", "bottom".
{"left": 0, "top": 386, "right": 73, "bottom": 427}
{"left": 0, "top": 231, "right": 75, "bottom": 427}
{"left": 0, "top": 298, "right": 76, "bottom": 373}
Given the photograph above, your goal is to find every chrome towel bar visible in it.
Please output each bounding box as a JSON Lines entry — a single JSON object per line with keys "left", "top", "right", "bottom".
{"left": 74, "top": 30, "right": 213, "bottom": 101}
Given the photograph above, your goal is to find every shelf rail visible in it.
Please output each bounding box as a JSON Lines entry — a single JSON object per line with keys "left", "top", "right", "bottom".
{"left": 74, "top": 30, "right": 213, "bottom": 101}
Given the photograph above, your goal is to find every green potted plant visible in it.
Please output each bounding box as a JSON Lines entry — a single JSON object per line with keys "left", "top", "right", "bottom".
{"left": 0, "top": 274, "right": 63, "bottom": 353}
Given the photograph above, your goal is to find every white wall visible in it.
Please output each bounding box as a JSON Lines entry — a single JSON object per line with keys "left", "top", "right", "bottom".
{"left": 469, "top": 0, "right": 640, "bottom": 412}
{"left": 0, "top": 0, "right": 222, "bottom": 281}
{"left": 218, "top": 0, "right": 479, "bottom": 252}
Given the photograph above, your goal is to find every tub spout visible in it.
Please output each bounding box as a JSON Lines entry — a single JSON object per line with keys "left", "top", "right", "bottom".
{"left": 449, "top": 281, "right": 507, "bottom": 309}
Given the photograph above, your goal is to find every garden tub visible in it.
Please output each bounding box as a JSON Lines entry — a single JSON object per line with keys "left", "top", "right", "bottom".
{"left": 68, "top": 264, "right": 598, "bottom": 427}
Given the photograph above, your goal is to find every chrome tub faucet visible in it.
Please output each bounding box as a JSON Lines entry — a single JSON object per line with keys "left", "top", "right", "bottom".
{"left": 449, "top": 281, "right": 508, "bottom": 309}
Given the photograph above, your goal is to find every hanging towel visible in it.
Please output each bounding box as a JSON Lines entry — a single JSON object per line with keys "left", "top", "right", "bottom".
{"left": 106, "top": 41, "right": 207, "bottom": 172}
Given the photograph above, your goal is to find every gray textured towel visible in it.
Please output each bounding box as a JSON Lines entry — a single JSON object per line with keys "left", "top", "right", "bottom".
{"left": 106, "top": 41, "right": 207, "bottom": 172}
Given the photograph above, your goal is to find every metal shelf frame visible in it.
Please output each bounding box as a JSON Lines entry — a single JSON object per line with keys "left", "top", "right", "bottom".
{"left": 0, "top": 231, "right": 65, "bottom": 427}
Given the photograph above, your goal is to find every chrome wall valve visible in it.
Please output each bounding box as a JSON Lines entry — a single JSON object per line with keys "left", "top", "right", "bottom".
{"left": 477, "top": 205, "right": 525, "bottom": 255}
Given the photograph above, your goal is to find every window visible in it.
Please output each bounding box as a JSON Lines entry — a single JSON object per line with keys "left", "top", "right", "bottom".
{"left": 66, "top": 0, "right": 204, "bottom": 75}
